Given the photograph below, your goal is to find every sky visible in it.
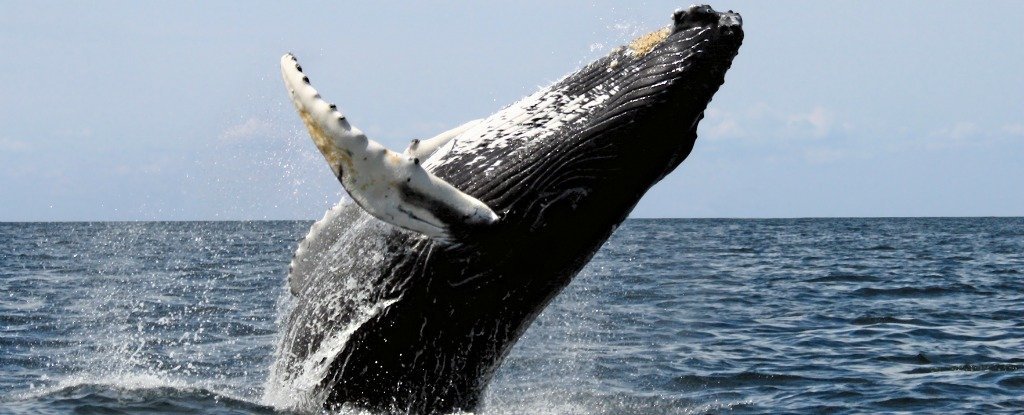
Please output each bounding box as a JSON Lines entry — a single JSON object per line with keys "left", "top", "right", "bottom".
{"left": 1, "top": 1, "right": 1022, "bottom": 221}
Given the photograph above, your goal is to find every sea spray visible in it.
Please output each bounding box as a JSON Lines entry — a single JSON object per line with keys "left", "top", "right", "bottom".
{"left": 262, "top": 210, "right": 399, "bottom": 411}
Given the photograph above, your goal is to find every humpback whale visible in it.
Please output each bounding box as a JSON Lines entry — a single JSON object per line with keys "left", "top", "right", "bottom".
{"left": 268, "top": 5, "right": 743, "bottom": 413}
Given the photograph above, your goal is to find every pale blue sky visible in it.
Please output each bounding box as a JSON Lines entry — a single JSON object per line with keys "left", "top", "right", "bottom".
{"left": 1, "top": 1, "right": 1021, "bottom": 221}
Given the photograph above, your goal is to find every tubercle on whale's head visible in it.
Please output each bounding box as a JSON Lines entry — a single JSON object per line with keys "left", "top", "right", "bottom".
{"left": 644, "top": 5, "right": 744, "bottom": 56}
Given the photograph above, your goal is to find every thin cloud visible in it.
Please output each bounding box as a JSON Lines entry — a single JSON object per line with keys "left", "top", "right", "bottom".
{"left": 53, "top": 127, "right": 93, "bottom": 139}
{"left": 803, "top": 148, "right": 844, "bottom": 164}
{"left": 219, "top": 118, "right": 277, "bottom": 143}
{"left": 0, "top": 137, "right": 31, "bottom": 152}
{"left": 931, "top": 121, "right": 978, "bottom": 141}
{"left": 786, "top": 106, "right": 834, "bottom": 138}
{"left": 702, "top": 108, "right": 746, "bottom": 140}
{"left": 923, "top": 121, "right": 1024, "bottom": 150}
{"left": 1002, "top": 123, "right": 1024, "bottom": 137}
{"left": 701, "top": 104, "right": 841, "bottom": 141}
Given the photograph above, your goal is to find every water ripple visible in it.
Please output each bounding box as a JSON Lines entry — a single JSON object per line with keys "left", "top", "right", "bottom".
{"left": 2, "top": 218, "right": 1023, "bottom": 413}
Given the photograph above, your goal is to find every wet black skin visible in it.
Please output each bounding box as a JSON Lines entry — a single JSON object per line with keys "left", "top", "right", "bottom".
{"left": 280, "top": 5, "right": 743, "bottom": 414}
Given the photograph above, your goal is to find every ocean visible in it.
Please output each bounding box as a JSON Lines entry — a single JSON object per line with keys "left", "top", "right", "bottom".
{"left": 1, "top": 218, "right": 1021, "bottom": 414}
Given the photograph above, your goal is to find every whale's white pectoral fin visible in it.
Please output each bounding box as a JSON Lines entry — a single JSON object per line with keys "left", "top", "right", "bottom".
{"left": 281, "top": 54, "right": 499, "bottom": 241}
{"left": 280, "top": 54, "right": 367, "bottom": 180}
{"left": 405, "top": 118, "right": 483, "bottom": 160}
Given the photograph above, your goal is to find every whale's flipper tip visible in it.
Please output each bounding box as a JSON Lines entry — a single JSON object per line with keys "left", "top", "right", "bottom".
{"left": 281, "top": 53, "right": 499, "bottom": 243}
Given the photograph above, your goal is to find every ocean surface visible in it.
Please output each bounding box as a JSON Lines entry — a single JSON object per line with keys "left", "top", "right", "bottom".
{"left": 1, "top": 218, "right": 1022, "bottom": 414}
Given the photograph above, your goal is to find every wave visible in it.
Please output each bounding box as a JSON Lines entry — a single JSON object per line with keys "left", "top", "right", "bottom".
{"left": 905, "top": 362, "right": 1024, "bottom": 375}
{"left": 669, "top": 371, "right": 818, "bottom": 389}
{"left": 866, "top": 244, "right": 897, "bottom": 251}
{"left": 4, "top": 376, "right": 760, "bottom": 415}
{"left": 851, "top": 283, "right": 982, "bottom": 298}
{"left": 851, "top": 315, "right": 933, "bottom": 326}
{"left": 482, "top": 388, "right": 755, "bottom": 415}
{"left": 806, "top": 273, "right": 879, "bottom": 283}
{"left": 870, "top": 396, "right": 950, "bottom": 411}
{"left": 1, "top": 375, "right": 275, "bottom": 414}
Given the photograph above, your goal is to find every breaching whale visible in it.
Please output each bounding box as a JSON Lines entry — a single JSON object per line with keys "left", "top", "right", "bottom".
{"left": 268, "top": 5, "right": 743, "bottom": 414}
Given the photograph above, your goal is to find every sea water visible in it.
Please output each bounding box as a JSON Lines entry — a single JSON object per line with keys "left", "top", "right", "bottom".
{"left": 1, "top": 218, "right": 1021, "bottom": 413}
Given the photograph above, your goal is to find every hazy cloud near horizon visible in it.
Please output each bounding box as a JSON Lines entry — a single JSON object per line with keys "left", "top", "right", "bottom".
{"left": 1, "top": 1, "right": 1022, "bottom": 221}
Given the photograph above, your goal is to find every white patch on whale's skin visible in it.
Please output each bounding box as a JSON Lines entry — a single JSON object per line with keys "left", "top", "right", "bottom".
{"left": 281, "top": 54, "right": 498, "bottom": 241}
{"left": 422, "top": 78, "right": 622, "bottom": 175}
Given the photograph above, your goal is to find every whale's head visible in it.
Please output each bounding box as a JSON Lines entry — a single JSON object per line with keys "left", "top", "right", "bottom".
{"left": 431, "top": 5, "right": 743, "bottom": 245}
{"left": 575, "top": 4, "right": 744, "bottom": 186}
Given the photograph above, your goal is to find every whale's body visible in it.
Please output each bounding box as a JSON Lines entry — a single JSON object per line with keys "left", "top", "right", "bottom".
{"left": 268, "top": 6, "right": 743, "bottom": 414}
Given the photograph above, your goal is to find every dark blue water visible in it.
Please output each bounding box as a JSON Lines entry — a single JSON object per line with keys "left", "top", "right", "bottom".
{"left": 1, "top": 218, "right": 1022, "bottom": 414}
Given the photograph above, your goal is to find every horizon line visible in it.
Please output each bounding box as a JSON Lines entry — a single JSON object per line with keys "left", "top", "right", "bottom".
{"left": 2, "top": 215, "right": 1022, "bottom": 224}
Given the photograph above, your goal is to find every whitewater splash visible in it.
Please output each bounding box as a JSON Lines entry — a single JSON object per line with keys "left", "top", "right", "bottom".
{"left": 262, "top": 200, "right": 403, "bottom": 411}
